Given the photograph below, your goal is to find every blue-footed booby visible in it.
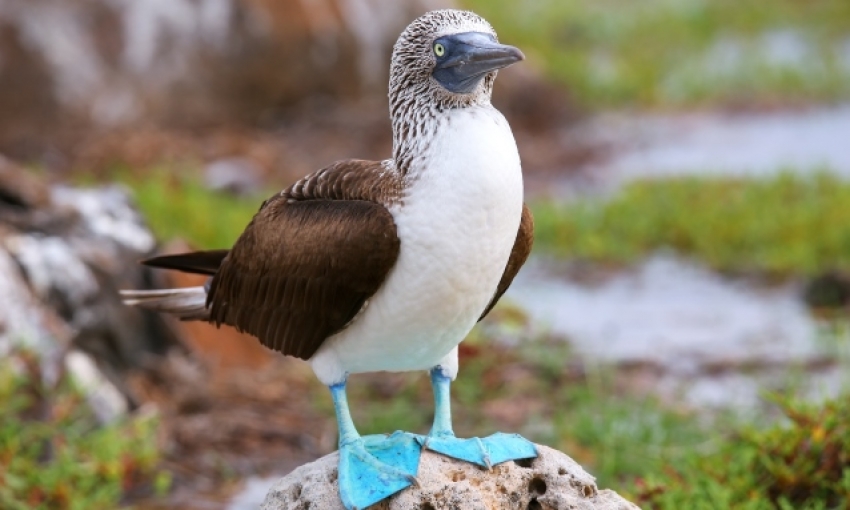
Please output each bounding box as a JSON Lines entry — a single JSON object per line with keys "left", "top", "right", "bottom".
{"left": 122, "top": 9, "right": 535, "bottom": 509}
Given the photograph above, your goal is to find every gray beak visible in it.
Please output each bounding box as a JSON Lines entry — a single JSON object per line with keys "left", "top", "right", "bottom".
{"left": 432, "top": 32, "right": 525, "bottom": 94}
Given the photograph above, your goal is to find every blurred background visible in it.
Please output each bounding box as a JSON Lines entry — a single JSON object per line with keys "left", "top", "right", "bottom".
{"left": 1, "top": 0, "right": 850, "bottom": 508}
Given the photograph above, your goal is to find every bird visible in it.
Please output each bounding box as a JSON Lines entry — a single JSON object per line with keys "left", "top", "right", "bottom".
{"left": 122, "top": 9, "right": 535, "bottom": 509}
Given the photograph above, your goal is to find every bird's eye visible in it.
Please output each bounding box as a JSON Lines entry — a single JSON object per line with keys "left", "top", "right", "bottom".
{"left": 434, "top": 43, "right": 445, "bottom": 57}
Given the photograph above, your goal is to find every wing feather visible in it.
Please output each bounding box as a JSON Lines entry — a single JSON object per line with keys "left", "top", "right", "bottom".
{"left": 206, "top": 185, "right": 401, "bottom": 360}
{"left": 130, "top": 160, "right": 404, "bottom": 361}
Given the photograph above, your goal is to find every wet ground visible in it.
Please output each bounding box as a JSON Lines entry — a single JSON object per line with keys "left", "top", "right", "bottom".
{"left": 507, "top": 255, "right": 850, "bottom": 410}
{"left": 517, "top": 103, "right": 850, "bottom": 411}
{"left": 548, "top": 103, "right": 850, "bottom": 197}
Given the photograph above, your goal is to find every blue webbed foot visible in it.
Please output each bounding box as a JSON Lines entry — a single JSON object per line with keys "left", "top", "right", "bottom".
{"left": 423, "top": 366, "right": 537, "bottom": 469}
{"left": 417, "top": 431, "right": 537, "bottom": 469}
{"left": 330, "top": 382, "right": 422, "bottom": 509}
{"left": 338, "top": 431, "right": 422, "bottom": 510}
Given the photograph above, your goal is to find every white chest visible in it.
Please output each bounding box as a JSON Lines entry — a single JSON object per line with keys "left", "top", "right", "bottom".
{"left": 310, "top": 106, "right": 523, "bottom": 385}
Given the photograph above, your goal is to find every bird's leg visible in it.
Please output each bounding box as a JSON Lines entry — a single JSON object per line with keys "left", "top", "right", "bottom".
{"left": 418, "top": 366, "right": 537, "bottom": 470}
{"left": 429, "top": 366, "right": 455, "bottom": 438}
{"left": 329, "top": 381, "right": 421, "bottom": 510}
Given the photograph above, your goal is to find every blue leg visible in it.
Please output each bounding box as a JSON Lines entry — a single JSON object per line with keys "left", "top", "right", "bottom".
{"left": 330, "top": 381, "right": 421, "bottom": 510}
{"left": 417, "top": 367, "right": 537, "bottom": 469}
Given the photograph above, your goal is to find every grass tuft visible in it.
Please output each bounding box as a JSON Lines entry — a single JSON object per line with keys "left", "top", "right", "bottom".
{"left": 533, "top": 172, "right": 850, "bottom": 276}
{"left": 119, "top": 170, "right": 266, "bottom": 250}
{"left": 635, "top": 395, "right": 850, "bottom": 509}
{"left": 0, "top": 351, "right": 167, "bottom": 510}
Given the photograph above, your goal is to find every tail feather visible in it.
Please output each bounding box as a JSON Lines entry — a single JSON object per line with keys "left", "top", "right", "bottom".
{"left": 142, "top": 249, "right": 228, "bottom": 276}
{"left": 121, "top": 286, "right": 209, "bottom": 321}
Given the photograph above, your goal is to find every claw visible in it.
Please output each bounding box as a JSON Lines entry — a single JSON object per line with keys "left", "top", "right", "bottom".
{"left": 407, "top": 474, "right": 421, "bottom": 488}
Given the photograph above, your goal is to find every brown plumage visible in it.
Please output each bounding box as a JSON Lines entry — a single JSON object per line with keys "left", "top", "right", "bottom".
{"left": 135, "top": 158, "right": 533, "bottom": 361}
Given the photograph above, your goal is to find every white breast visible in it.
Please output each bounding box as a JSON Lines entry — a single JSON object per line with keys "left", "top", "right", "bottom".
{"left": 310, "top": 106, "right": 523, "bottom": 385}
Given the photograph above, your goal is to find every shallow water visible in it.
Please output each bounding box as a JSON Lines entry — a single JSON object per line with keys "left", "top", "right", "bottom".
{"left": 576, "top": 104, "right": 850, "bottom": 189}
{"left": 506, "top": 255, "right": 850, "bottom": 409}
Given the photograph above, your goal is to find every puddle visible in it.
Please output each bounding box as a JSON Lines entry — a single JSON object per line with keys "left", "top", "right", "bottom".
{"left": 570, "top": 104, "right": 850, "bottom": 192}
{"left": 506, "top": 255, "right": 850, "bottom": 409}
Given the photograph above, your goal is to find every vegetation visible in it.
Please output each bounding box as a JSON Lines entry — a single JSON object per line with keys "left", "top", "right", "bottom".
{"left": 121, "top": 170, "right": 264, "bottom": 250}
{"left": 533, "top": 172, "right": 850, "bottom": 276}
{"left": 462, "top": 0, "right": 850, "bottom": 107}
{"left": 634, "top": 396, "right": 850, "bottom": 509}
{"left": 0, "top": 352, "right": 168, "bottom": 510}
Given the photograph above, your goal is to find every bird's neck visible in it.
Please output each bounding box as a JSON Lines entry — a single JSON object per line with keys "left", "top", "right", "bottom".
{"left": 390, "top": 95, "right": 439, "bottom": 176}
{"left": 389, "top": 85, "right": 492, "bottom": 176}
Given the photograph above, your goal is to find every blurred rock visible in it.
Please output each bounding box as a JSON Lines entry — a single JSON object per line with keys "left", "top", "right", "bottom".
{"left": 803, "top": 272, "right": 850, "bottom": 310}
{"left": 0, "top": 0, "right": 587, "bottom": 186}
{"left": 204, "top": 156, "right": 265, "bottom": 196}
{"left": 0, "top": 156, "right": 184, "bottom": 419}
{"left": 0, "top": 0, "right": 453, "bottom": 161}
{"left": 261, "top": 445, "right": 639, "bottom": 510}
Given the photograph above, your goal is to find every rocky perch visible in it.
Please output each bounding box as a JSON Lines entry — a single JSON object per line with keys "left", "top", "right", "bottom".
{"left": 261, "top": 444, "right": 640, "bottom": 510}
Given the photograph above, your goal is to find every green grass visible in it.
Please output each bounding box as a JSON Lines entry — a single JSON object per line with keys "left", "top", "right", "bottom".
{"left": 533, "top": 172, "right": 850, "bottom": 276}
{"left": 120, "top": 170, "right": 265, "bottom": 250}
{"left": 462, "top": 0, "right": 850, "bottom": 107}
{"left": 634, "top": 396, "right": 850, "bottom": 509}
{"left": 0, "top": 352, "right": 168, "bottom": 510}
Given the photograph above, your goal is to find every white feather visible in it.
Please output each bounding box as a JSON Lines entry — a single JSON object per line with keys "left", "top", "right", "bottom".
{"left": 310, "top": 105, "right": 523, "bottom": 385}
{"left": 120, "top": 286, "right": 209, "bottom": 320}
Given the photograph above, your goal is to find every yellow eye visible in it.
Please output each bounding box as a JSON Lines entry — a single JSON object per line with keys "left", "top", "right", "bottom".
{"left": 434, "top": 43, "right": 445, "bottom": 57}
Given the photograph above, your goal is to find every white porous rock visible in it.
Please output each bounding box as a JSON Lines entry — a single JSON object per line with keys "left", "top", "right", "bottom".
{"left": 261, "top": 445, "right": 641, "bottom": 510}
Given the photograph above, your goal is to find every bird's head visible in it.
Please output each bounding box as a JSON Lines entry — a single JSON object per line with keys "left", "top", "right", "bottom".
{"left": 389, "top": 10, "right": 524, "bottom": 112}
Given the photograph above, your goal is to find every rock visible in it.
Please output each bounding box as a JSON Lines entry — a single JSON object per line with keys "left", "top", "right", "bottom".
{"left": 261, "top": 444, "right": 640, "bottom": 510}
{"left": 0, "top": 0, "right": 454, "bottom": 134}
{"left": 0, "top": 158, "right": 184, "bottom": 420}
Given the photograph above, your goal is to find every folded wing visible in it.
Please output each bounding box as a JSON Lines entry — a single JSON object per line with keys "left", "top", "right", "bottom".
{"left": 207, "top": 197, "right": 400, "bottom": 360}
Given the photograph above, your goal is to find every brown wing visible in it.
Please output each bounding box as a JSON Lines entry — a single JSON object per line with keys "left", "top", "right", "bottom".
{"left": 206, "top": 160, "right": 402, "bottom": 360}
{"left": 479, "top": 203, "right": 534, "bottom": 321}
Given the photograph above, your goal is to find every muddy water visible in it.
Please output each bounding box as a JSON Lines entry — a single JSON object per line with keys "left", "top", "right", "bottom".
{"left": 506, "top": 256, "right": 850, "bottom": 410}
